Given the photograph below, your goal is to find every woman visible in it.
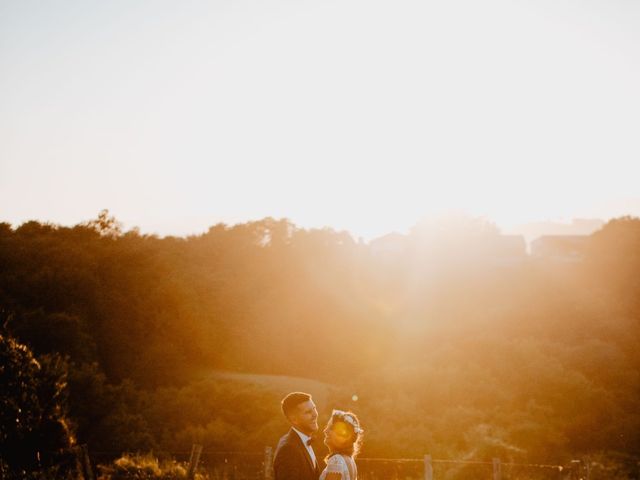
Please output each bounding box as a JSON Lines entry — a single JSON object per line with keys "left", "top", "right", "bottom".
{"left": 320, "top": 410, "right": 363, "bottom": 480}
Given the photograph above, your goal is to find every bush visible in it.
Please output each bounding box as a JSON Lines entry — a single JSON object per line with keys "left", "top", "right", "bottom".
{"left": 98, "top": 453, "right": 207, "bottom": 480}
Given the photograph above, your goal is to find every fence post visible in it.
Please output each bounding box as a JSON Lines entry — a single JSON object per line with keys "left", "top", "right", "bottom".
{"left": 83, "top": 445, "right": 95, "bottom": 480}
{"left": 264, "top": 446, "right": 274, "bottom": 480}
{"left": 187, "top": 444, "right": 203, "bottom": 480}
{"left": 75, "top": 444, "right": 94, "bottom": 480}
{"left": 571, "top": 460, "right": 582, "bottom": 480}
{"left": 424, "top": 454, "right": 433, "bottom": 480}
{"left": 492, "top": 458, "right": 501, "bottom": 480}
{"left": 584, "top": 459, "right": 590, "bottom": 480}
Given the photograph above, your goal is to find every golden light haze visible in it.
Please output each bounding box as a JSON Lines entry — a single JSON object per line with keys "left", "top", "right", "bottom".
{"left": 2, "top": 1, "right": 640, "bottom": 474}
{"left": 3, "top": 213, "right": 640, "bottom": 468}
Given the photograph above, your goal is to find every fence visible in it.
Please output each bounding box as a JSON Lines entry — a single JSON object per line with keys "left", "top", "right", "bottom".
{"left": 354, "top": 455, "right": 572, "bottom": 480}
{"left": 83, "top": 445, "right": 591, "bottom": 480}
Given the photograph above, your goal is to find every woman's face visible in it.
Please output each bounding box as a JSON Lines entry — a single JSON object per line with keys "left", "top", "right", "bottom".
{"left": 323, "top": 420, "right": 355, "bottom": 451}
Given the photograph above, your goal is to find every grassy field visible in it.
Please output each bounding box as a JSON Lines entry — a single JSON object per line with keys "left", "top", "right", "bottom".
{"left": 204, "top": 370, "right": 337, "bottom": 407}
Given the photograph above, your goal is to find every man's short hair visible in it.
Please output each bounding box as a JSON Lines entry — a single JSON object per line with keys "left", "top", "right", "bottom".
{"left": 281, "top": 392, "right": 312, "bottom": 419}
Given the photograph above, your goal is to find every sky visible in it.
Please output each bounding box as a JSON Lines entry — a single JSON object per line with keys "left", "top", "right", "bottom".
{"left": 1, "top": 0, "right": 640, "bottom": 240}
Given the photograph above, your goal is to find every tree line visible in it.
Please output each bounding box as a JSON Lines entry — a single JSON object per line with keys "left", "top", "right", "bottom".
{"left": 1, "top": 211, "right": 639, "bottom": 478}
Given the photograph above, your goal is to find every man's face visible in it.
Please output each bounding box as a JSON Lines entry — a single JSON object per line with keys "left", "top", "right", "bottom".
{"left": 290, "top": 399, "right": 319, "bottom": 435}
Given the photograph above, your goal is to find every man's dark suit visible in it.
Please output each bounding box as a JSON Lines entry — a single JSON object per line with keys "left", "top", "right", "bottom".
{"left": 273, "top": 429, "right": 320, "bottom": 480}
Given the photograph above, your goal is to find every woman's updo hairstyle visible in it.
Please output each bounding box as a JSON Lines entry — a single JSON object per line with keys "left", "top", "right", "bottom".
{"left": 326, "top": 410, "right": 364, "bottom": 458}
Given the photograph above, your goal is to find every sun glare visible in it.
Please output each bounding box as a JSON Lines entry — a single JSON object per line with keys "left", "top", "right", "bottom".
{"left": 1, "top": 0, "right": 639, "bottom": 237}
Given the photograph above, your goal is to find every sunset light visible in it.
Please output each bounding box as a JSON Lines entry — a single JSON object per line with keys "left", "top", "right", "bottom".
{"left": 2, "top": 0, "right": 640, "bottom": 239}
{"left": 2, "top": 1, "right": 640, "bottom": 480}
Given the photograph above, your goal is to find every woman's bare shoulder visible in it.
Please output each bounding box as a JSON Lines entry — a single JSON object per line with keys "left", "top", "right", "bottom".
{"left": 327, "top": 454, "right": 349, "bottom": 465}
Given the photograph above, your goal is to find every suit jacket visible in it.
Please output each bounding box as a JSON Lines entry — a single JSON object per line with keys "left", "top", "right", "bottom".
{"left": 273, "top": 429, "right": 321, "bottom": 480}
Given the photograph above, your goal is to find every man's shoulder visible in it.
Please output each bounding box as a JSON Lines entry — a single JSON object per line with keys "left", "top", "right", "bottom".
{"left": 277, "top": 429, "right": 295, "bottom": 444}
{"left": 274, "top": 431, "right": 306, "bottom": 474}
{"left": 275, "top": 430, "right": 299, "bottom": 455}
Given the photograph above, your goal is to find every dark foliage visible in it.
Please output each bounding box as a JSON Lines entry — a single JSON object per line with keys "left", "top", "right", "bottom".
{"left": 0, "top": 332, "right": 76, "bottom": 479}
{"left": 0, "top": 212, "right": 639, "bottom": 470}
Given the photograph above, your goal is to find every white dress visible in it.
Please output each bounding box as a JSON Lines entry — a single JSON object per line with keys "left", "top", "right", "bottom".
{"left": 319, "top": 454, "right": 357, "bottom": 480}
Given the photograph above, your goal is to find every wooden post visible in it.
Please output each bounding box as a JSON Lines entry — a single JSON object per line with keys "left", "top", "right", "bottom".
{"left": 76, "top": 445, "right": 94, "bottom": 480}
{"left": 187, "top": 444, "right": 203, "bottom": 480}
{"left": 570, "top": 460, "right": 582, "bottom": 480}
{"left": 424, "top": 454, "right": 433, "bottom": 480}
{"left": 83, "top": 445, "right": 95, "bottom": 480}
{"left": 264, "top": 446, "right": 274, "bottom": 480}
{"left": 492, "top": 458, "right": 501, "bottom": 480}
{"left": 584, "top": 459, "right": 590, "bottom": 480}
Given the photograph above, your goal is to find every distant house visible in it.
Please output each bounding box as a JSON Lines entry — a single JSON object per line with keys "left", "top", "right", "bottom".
{"left": 369, "top": 232, "right": 407, "bottom": 256}
{"left": 509, "top": 218, "right": 603, "bottom": 246}
{"left": 531, "top": 235, "right": 589, "bottom": 261}
{"left": 490, "top": 235, "right": 527, "bottom": 265}
{"left": 369, "top": 232, "right": 526, "bottom": 265}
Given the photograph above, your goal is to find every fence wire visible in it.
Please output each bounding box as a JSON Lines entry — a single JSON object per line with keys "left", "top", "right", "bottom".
{"left": 89, "top": 449, "right": 579, "bottom": 480}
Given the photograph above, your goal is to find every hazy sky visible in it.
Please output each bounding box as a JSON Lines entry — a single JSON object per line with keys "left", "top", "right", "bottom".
{"left": 1, "top": 0, "right": 639, "bottom": 239}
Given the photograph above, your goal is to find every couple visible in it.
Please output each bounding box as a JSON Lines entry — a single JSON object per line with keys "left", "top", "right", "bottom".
{"left": 273, "top": 392, "right": 363, "bottom": 480}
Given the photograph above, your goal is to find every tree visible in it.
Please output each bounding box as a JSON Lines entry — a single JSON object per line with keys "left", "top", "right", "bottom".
{"left": 0, "top": 332, "right": 76, "bottom": 478}
{"left": 84, "top": 209, "right": 123, "bottom": 238}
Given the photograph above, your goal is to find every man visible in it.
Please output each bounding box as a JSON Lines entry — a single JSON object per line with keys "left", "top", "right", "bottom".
{"left": 273, "top": 392, "right": 321, "bottom": 480}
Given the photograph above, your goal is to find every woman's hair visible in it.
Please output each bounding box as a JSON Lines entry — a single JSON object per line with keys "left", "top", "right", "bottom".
{"left": 324, "top": 410, "right": 364, "bottom": 460}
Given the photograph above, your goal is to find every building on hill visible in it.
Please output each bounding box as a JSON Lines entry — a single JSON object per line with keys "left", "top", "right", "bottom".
{"left": 490, "top": 234, "right": 527, "bottom": 265}
{"left": 509, "top": 218, "right": 604, "bottom": 245}
{"left": 531, "top": 235, "right": 588, "bottom": 261}
{"left": 369, "top": 232, "right": 527, "bottom": 265}
{"left": 369, "top": 232, "right": 407, "bottom": 256}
